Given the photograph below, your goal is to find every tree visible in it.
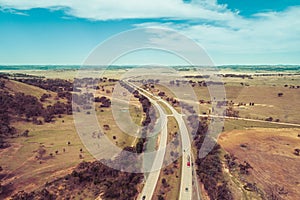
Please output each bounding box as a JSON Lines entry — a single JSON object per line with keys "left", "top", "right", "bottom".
{"left": 158, "top": 195, "right": 165, "bottom": 200}
{"left": 265, "top": 117, "right": 273, "bottom": 121}
{"left": 0, "top": 80, "right": 5, "bottom": 89}
{"left": 0, "top": 182, "right": 3, "bottom": 194}
{"left": 37, "top": 146, "right": 46, "bottom": 160}
{"left": 40, "top": 93, "right": 51, "bottom": 102}
{"left": 158, "top": 91, "right": 165, "bottom": 97}
{"left": 103, "top": 124, "right": 110, "bottom": 130}
{"left": 225, "top": 106, "right": 239, "bottom": 117}
{"left": 136, "top": 141, "right": 144, "bottom": 153}
{"left": 294, "top": 148, "right": 300, "bottom": 156}
{"left": 239, "top": 161, "right": 253, "bottom": 174}
{"left": 22, "top": 130, "right": 29, "bottom": 137}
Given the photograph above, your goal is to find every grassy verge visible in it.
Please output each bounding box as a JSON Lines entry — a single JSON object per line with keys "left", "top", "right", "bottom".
{"left": 223, "top": 118, "right": 299, "bottom": 132}
{"left": 152, "top": 116, "right": 181, "bottom": 200}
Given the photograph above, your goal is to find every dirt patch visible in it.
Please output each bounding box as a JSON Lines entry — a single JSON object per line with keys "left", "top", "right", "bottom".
{"left": 218, "top": 128, "right": 300, "bottom": 200}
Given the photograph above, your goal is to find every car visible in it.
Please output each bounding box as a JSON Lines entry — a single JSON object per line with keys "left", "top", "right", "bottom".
{"left": 142, "top": 195, "right": 146, "bottom": 200}
{"left": 185, "top": 187, "right": 188, "bottom": 192}
{"left": 187, "top": 161, "right": 190, "bottom": 167}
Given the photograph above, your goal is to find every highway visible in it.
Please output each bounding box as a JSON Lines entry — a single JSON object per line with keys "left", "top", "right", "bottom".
{"left": 157, "top": 98, "right": 193, "bottom": 200}
{"left": 138, "top": 102, "right": 168, "bottom": 200}
{"left": 124, "top": 80, "right": 195, "bottom": 200}
{"left": 124, "top": 81, "right": 168, "bottom": 200}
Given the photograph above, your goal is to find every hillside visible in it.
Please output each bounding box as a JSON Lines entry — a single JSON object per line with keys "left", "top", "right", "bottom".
{"left": 5, "top": 80, "right": 52, "bottom": 97}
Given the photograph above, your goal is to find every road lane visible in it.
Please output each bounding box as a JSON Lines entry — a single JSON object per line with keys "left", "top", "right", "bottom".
{"left": 124, "top": 81, "right": 168, "bottom": 200}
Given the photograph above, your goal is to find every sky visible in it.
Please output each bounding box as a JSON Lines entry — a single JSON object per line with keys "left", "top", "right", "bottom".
{"left": 0, "top": 0, "right": 299, "bottom": 65}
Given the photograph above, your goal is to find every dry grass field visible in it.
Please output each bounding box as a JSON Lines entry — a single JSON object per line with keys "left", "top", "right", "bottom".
{"left": 218, "top": 128, "right": 300, "bottom": 200}
{"left": 93, "top": 82, "right": 142, "bottom": 148}
{"left": 154, "top": 76, "right": 300, "bottom": 124}
{"left": 0, "top": 115, "right": 94, "bottom": 198}
{"left": 0, "top": 80, "right": 143, "bottom": 198}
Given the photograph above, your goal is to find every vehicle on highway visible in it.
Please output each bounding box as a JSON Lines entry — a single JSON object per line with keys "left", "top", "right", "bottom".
{"left": 142, "top": 195, "right": 146, "bottom": 200}
{"left": 185, "top": 187, "right": 188, "bottom": 192}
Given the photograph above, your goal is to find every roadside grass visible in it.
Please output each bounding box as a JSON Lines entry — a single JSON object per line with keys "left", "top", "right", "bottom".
{"left": 129, "top": 97, "right": 143, "bottom": 126}
{"left": 157, "top": 101, "right": 172, "bottom": 115}
{"left": 153, "top": 157, "right": 182, "bottom": 200}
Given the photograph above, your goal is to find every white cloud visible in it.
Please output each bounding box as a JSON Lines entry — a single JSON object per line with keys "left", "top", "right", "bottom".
{"left": 0, "top": 0, "right": 237, "bottom": 21}
{"left": 135, "top": 6, "right": 300, "bottom": 63}
{"left": 0, "top": 0, "right": 299, "bottom": 64}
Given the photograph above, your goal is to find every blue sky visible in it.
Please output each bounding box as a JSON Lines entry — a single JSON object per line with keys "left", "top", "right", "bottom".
{"left": 0, "top": 0, "right": 299, "bottom": 65}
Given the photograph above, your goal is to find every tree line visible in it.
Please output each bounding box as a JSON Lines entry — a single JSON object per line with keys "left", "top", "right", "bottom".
{"left": 187, "top": 112, "right": 234, "bottom": 199}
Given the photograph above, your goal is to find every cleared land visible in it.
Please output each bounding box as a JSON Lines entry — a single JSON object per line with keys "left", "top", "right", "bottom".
{"left": 218, "top": 128, "right": 300, "bottom": 200}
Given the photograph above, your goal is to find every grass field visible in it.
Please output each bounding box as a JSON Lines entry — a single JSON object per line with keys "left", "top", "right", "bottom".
{"left": 93, "top": 83, "right": 142, "bottom": 149}
{"left": 0, "top": 115, "right": 94, "bottom": 198}
{"left": 95, "top": 106, "right": 138, "bottom": 149}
